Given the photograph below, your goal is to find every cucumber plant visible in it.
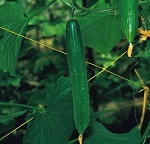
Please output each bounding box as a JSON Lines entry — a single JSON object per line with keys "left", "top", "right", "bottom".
{"left": 1, "top": 0, "right": 150, "bottom": 143}
{"left": 119, "top": 0, "right": 139, "bottom": 57}
{"left": 66, "top": 15, "right": 90, "bottom": 143}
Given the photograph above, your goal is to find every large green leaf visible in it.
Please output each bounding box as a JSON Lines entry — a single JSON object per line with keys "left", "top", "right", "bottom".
{"left": 84, "top": 121, "right": 141, "bottom": 144}
{"left": 77, "top": 1, "right": 123, "bottom": 54}
{"left": 0, "top": 2, "right": 29, "bottom": 76}
{"left": 0, "top": 110, "right": 27, "bottom": 123}
{"left": 23, "top": 77, "right": 75, "bottom": 144}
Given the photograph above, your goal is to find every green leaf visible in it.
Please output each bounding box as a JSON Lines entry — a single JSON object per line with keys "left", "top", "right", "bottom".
{"left": 0, "top": 110, "right": 27, "bottom": 123}
{"left": 23, "top": 77, "right": 75, "bottom": 144}
{"left": 84, "top": 121, "right": 141, "bottom": 144}
{"left": 0, "top": 2, "right": 29, "bottom": 76}
{"left": 77, "top": 6, "right": 123, "bottom": 54}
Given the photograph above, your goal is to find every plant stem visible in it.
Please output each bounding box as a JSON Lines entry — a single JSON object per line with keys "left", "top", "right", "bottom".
{"left": 73, "top": 0, "right": 112, "bottom": 13}
{"left": 61, "top": 0, "right": 71, "bottom": 7}
{"left": 0, "top": 102, "right": 41, "bottom": 111}
{"left": 29, "top": 0, "right": 57, "bottom": 19}
{"left": 62, "top": 0, "right": 112, "bottom": 13}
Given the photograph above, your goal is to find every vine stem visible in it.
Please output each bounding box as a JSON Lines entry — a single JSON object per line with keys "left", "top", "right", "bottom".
{"left": 0, "top": 102, "right": 41, "bottom": 111}
{"left": 62, "top": 0, "right": 112, "bottom": 13}
{"left": 28, "top": 0, "right": 57, "bottom": 19}
{"left": 70, "top": 6, "right": 75, "bottom": 20}
{"left": 73, "top": 0, "right": 112, "bottom": 13}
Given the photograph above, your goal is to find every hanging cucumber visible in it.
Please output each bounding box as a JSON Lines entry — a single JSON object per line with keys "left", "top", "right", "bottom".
{"left": 66, "top": 19, "right": 90, "bottom": 144}
{"left": 119, "top": 0, "right": 139, "bottom": 57}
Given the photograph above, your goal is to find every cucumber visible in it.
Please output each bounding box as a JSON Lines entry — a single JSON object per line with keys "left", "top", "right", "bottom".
{"left": 66, "top": 19, "right": 90, "bottom": 143}
{"left": 119, "top": 0, "right": 138, "bottom": 43}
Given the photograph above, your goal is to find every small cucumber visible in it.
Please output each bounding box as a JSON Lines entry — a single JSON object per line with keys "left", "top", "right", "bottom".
{"left": 119, "top": 0, "right": 138, "bottom": 43}
{"left": 66, "top": 19, "right": 90, "bottom": 143}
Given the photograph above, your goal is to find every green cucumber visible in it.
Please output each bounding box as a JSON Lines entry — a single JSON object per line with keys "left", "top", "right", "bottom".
{"left": 119, "top": 0, "right": 138, "bottom": 43}
{"left": 66, "top": 19, "right": 90, "bottom": 143}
